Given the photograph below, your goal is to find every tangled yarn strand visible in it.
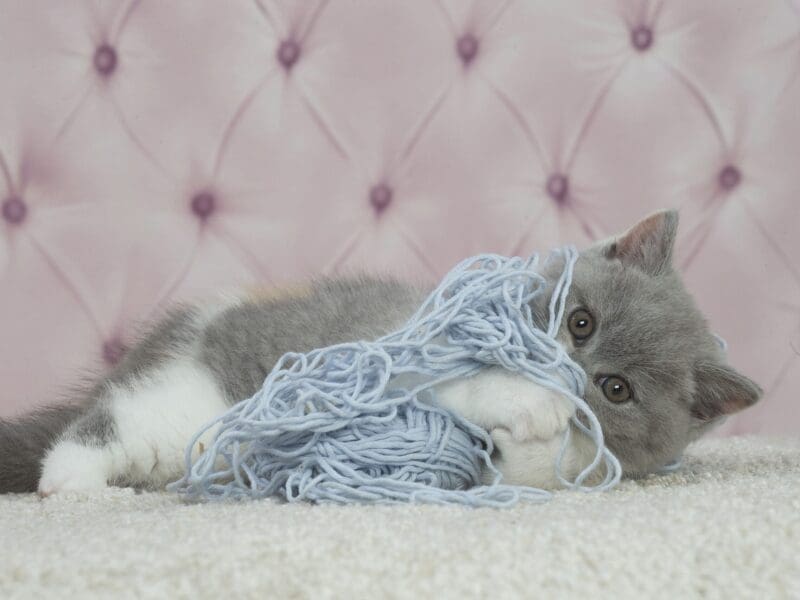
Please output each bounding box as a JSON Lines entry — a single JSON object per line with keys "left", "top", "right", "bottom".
{"left": 169, "top": 246, "right": 623, "bottom": 506}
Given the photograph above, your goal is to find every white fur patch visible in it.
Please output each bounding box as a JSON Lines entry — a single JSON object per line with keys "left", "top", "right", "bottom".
{"left": 486, "top": 428, "right": 597, "bottom": 488}
{"left": 107, "top": 360, "right": 229, "bottom": 486}
{"left": 434, "top": 368, "right": 575, "bottom": 441}
{"left": 38, "top": 441, "right": 117, "bottom": 496}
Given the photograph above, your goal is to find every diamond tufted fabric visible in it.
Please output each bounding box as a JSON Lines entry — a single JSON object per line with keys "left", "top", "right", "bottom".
{"left": 0, "top": 1, "right": 798, "bottom": 436}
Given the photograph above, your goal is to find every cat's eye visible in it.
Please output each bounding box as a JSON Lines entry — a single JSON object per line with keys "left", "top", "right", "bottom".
{"left": 568, "top": 308, "right": 595, "bottom": 341}
{"left": 599, "top": 376, "right": 632, "bottom": 403}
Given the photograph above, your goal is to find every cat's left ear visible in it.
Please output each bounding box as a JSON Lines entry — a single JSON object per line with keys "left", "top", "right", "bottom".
{"left": 691, "top": 362, "right": 762, "bottom": 422}
{"left": 596, "top": 209, "right": 679, "bottom": 276}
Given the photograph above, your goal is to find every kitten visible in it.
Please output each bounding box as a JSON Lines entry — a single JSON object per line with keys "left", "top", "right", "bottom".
{"left": 0, "top": 210, "right": 761, "bottom": 496}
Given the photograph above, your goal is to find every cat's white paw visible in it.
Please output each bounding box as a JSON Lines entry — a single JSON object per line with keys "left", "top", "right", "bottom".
{"left": 487, "top": 428, "right": 563, "bottom": 488}
{"left": 492, "top": 383, "right": 575, "bottom": 442}
{"left": 433, "top": 368, "right": 577, "bottom": 443}
{"left": 38, "top": 441, "right": 111, "bottom": 497}
{"left": 530, "top": 389, "right": 576, "bottom": 440}
{"left": 488, "top": 424, "right": 600, "bottom": 489}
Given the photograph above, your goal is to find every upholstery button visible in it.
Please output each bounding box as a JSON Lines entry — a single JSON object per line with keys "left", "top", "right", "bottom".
{"left": 2, "top": 196, "right": 27, "bottom": 224}
{"left": 102, "top": 338, "right": 127, "bottom": 365}
{"left": 191, "top": 191, "right": 215, "bottom": 220}
{"left": 630, "top": 26, "right": 653, "bottom": 51}
{"left": 93, "top": 43, "right": 118, "bottom": 76}
{"left": 457, "top": 34, "right": 479, "bottom": 64}
{"left": 718, "top": 165, "right": 741, "bottom": 190}
{"left": 277, "top": 40, "right": 301, "bottom": 70}
{"left": 370, "top": 184, "right": 393, "bottom": 213}
{"left": 546, "top": 174, "right": 569, "bottom": 203}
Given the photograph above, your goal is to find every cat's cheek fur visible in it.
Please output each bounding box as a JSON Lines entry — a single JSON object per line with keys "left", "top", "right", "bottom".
{"left": 38, "top": 359, "right": 227, "bottom": 495}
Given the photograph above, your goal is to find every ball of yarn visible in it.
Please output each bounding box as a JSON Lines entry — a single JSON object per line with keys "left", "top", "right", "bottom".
{"left": 168, "top": 247, "right": 621, "bottom": 506}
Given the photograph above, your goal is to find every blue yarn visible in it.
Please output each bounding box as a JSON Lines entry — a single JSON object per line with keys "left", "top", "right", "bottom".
{"left": 168, "top": 247, "right": 622, "bottom": 506}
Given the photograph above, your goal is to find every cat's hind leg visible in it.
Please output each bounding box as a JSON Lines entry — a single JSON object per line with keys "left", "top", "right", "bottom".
{"left": 38, "top": 360, "right": 228, "bottom": 496}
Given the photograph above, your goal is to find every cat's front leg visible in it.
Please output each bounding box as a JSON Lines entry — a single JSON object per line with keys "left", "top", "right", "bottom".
{"left": 432, "top": 367, "right": 575, "bottom": 442}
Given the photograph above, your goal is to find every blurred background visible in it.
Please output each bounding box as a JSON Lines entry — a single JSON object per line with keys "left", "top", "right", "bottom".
{"left": 0, "top": 0, "right": 798, "bottom": 435}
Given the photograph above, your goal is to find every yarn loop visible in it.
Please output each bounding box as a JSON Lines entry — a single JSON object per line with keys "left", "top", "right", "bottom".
{"left": 169, "top": 247, "right": 622, "bottom": 506}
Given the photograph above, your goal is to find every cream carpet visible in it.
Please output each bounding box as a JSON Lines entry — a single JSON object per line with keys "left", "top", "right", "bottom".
{"left": 1, "top": 436, "right": 798, "bottom": 599}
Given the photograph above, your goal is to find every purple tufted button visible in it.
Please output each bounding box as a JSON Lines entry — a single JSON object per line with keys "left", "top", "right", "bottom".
{"left": 102, "top": 338, "right": 127, "bottom": 366}
{"left": 631, "top": 26, "right": 653, "bottom": 51}
{"left": 93, "top": 43, "right": 118, "bottom": 76}
{"left": 718, "top": 165, "right": 741, "bottom": 190}
{"left": 277, "top": 39, "right": 301, "bottom": 70}
{"left": 456, "top": 34, "right": 479, "bottom": 65}
{"left": 546, "top": 174, "right": 569, "bottom": 203}
{"left": 191, "top": 191, "right": 216, "bottom": 220}
{"left": 370, "top": 184, "right": 393, "bottom": 213}
{"left": 2, "top": 196, "right": 27, "bottom": 224}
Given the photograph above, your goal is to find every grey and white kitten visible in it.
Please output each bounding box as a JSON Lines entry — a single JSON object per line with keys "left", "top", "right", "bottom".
{"left": 0, "top": 210, "right": 762, "bottom": 496}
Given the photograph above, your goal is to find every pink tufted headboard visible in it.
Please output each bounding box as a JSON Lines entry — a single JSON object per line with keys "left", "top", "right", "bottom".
{"left": 1, "top": 1, "right": 798, "bottom": 435}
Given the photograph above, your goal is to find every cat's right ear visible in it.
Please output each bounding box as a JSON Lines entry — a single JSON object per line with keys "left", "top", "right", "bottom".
{"left": 690, "top": 362, "right": 763, "bottom": 422}
{"left": 592, "top": 209, "right": 679, "bottom": 276}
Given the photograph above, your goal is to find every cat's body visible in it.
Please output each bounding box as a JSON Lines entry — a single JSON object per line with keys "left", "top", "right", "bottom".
{"left": 0, "top": 210, "right": 762, "bottom": 496}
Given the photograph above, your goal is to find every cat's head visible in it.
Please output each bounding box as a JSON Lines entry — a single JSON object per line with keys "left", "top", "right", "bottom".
{"left": 541, "top": 210, "right": 762, "bottom": 476}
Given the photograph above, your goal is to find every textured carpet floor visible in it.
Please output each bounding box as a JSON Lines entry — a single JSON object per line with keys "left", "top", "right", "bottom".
{"left": 1, "top": 436, "right": 798, "bottom": 599}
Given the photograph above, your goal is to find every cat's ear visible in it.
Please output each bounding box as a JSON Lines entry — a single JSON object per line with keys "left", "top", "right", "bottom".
{"left": 597, "top": 209, "right": 678, "bottom": 275}
{"left": 691, "top": 362, "right": 762, "bottom": 422}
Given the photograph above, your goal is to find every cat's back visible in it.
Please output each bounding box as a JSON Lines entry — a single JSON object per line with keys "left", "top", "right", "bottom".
{"left": 195, "top": 275, "right": 427, "bottom": 402}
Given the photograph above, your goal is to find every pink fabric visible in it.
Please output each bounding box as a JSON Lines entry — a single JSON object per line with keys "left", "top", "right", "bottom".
{"left": 0, "top": 1, "right": 798, "bottom": 435}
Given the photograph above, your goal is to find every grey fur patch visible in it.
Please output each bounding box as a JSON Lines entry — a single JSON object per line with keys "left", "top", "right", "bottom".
{"left": 105, "top": 306, "right": 201, "bottom": 387}
{"left": 197, "top": 276, "right": 427, "bottom": 403}
{"left": 0, "top": 403, "right": 87, "bottom": 492}
{"left": 72, "top": 404, "right": 117, "bottom": 445}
